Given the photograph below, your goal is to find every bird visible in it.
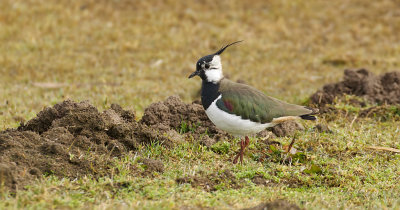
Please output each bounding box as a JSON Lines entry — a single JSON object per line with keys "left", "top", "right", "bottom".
{"left": 188, "top": 41, "right": 318, "bottom": 164}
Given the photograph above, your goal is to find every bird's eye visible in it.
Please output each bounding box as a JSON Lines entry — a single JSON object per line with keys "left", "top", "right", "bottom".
{"left": 205, "top": 63, "right": 210, "bottom": 69}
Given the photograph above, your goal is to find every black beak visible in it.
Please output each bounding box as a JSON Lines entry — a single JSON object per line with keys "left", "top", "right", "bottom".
{"left": 188, "top": 70, "right": 199, "bottom": 79}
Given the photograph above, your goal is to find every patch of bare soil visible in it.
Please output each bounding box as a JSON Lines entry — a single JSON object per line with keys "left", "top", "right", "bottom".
{"left": 310, "top": 69, "right": 400, "bottom": 107}
{"left": 251, "top": 175, "right": 277, "bottom": 187}
{"left": 176, "top": 169, "right": 243, "bottom": 191}
{"left": 242, "top": 200, "right": 301, "bottom": 210}
{"left": 313, "top": 124, "right": 332, "bottom": 133}
{"left": 138, "top": 158, "right": 165, "bottom": 177}
{"left": 0, "top": 100, "right": 180, "bottom": 191}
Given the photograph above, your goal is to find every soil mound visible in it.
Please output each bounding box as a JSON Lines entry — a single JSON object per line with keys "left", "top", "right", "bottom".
{"left": 0, "top": 100, "right": 186, "bottom": 191}
{"left": 0, "top": 100, "right": 141, "bottom": 191}
{"left": 310, "top": 69, "right": 400, "bottom": 106}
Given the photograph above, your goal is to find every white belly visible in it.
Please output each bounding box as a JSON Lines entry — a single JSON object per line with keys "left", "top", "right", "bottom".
{"left": 205, "top": 95, "right": 274, "bottom": 136}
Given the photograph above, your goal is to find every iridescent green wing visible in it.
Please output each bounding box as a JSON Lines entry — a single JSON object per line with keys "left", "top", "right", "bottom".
{"left": 216, "top": 79, "right": 313, "bottom": 123}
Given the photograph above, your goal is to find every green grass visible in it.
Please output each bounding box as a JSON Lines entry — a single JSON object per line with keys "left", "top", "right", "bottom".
{"left": 1, "top": 117, "right": 400, "bottom": 209}
{"left": 1, "top": 0, "right": 400, "bottom": 209}
{"left": 1, "top": 111, "right": 400, "bottom": 209}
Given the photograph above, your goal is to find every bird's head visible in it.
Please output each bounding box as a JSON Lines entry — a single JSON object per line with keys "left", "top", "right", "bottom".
{"left": 188, "top": 41, "right": 242, "bottom": 83}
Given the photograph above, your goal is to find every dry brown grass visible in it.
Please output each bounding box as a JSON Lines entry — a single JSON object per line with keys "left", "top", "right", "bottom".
{"left": 1, "top": 0, "right": 400, "bottom": 128}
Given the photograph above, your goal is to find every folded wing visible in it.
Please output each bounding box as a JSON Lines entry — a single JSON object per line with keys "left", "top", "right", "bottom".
{"left": 216, "top": 79, "right": 315, "bottom": 124}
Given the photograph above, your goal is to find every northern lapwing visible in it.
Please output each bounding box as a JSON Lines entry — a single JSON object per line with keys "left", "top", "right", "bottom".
{"left": 188, "top": 41, "right": 318, "bottom": 164}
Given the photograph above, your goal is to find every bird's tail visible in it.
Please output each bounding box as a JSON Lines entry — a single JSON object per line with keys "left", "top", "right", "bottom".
{"left": 300, "top": 107, "right": 319, "bottom": 121}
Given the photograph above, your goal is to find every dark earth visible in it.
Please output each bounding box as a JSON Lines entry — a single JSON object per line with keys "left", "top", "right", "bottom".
{"left": 242, "top": 199, "right": 301, "bottom": 210}
{"left": 176, "top": 169, "right": 243, "bottom": 192}
{"left": 310, "top": 69, "right": 400, "bottom": 106}
{"left": 1, "top": 69, "right": 399, "bottom": 194}
{"left": 310, "top": 69, "right": 400, "bottom": 121}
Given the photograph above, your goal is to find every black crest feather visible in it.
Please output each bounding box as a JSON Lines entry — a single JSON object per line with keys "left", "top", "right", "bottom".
{"left": 215, "top": 40, "right": 243, "bottom": 55}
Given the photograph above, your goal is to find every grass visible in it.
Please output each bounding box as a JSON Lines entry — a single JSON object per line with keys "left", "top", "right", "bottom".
{"left": 1, "top": 0, "right": 400, "bottom": 209}
{"left": 1, "top": 116, "right": 400, "bottom": 209}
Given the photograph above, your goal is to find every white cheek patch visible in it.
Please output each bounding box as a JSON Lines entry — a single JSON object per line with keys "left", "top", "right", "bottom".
{"left": 205, "top": 55, "right": 223, "bottom": 83}
{"left": 205, "top": 69, "right": 223, "bottom": 83}
{"left": 210, "top": 55, "right": 222, "bottom": 69}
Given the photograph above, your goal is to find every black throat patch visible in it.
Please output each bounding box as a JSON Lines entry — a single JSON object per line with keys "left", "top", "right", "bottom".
{"left": 201, "top": 80, "right": 221, "bottom": 110}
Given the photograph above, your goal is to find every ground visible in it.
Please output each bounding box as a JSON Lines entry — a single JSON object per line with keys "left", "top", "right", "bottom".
{"left": 1, "top": 0, "right": 400, "bottom": 209}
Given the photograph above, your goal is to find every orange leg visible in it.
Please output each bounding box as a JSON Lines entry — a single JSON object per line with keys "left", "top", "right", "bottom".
{"left": 233, "top": 136, "right": 250, "bottom": 164}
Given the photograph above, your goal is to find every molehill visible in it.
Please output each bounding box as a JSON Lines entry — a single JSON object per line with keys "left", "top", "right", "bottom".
{"left": 310, "top": 69, "right": 400, "bottom": 106}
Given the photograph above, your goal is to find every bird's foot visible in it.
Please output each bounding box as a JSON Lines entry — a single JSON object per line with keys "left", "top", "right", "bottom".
{"left": 233, "top": 136, "right": 250, "bottom": 164}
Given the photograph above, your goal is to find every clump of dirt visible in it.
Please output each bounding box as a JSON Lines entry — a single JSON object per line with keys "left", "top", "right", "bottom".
{"left": 270, "top": 121, "right": 304, "bottom": 137}
{"left": 139, "top": 158, "right": 164, "bottom": 176}
{"left": 0, "top": 100, "right": 182, "bottom": 191}
{"left": 251, "top": 175, "right": 276, "bottom": 187}
{"left": 313, "top": 124, "right": 332, "bottom": 133}
{"left": 176, "top": 169, "right": 243, "bottom": 191}
{"left": 310, "top": 69, "right": 400, "bottom": 107}
{"left": 140, "top": 95, "right": 229, "bottom": 144}
{"left": 256, "top": 130, "right": 277, "bottom": 140}
{"left": 242, "top": 200, "right": 301, "bottom": 210}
